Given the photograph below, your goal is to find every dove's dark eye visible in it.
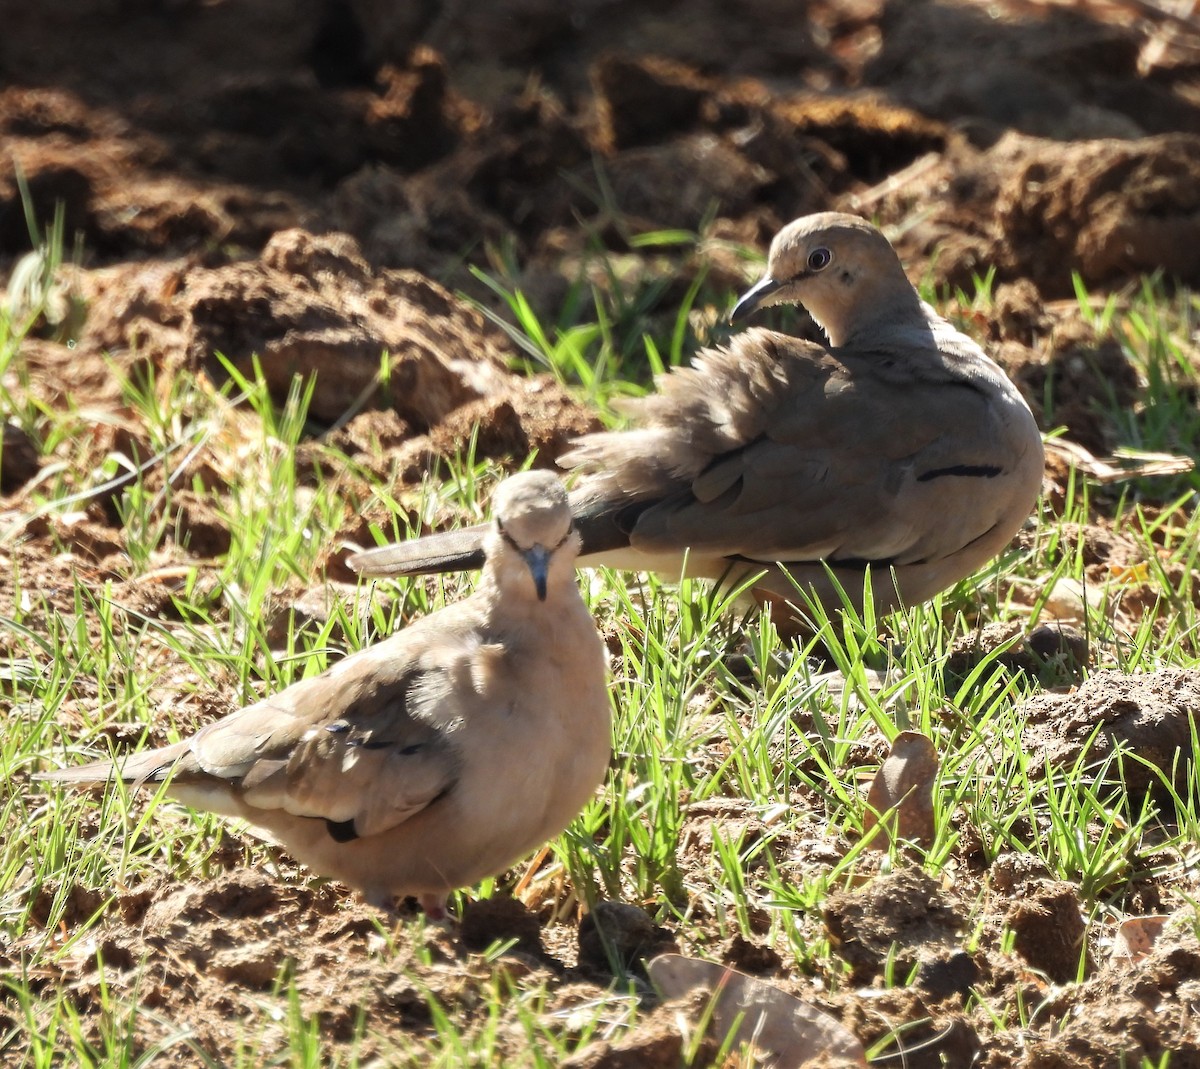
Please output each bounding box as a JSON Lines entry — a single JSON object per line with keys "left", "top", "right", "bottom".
{"left": 807, "top": 247, "right": 832, "bottom": 272}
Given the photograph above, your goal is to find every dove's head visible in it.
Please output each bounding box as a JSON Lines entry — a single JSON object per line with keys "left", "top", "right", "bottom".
{"left": 485, "top": 471, "right": 579, "bottom": 602}
{"left": 730, "top": 212, "right": 925, "bottom": 347}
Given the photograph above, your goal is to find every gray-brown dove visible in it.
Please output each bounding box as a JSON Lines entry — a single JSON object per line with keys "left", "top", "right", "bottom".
{"left": 348, "top": 213, "right": 1044, "bottom": 626}
{"left": 40, "top": 471, "right": 611, "bottom": 919}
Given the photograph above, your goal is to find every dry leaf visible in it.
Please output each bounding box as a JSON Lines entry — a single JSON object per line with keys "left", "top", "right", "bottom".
{"left": 863, "top": 731, "right": 937, "bottom": 849}
{"left": 1112, "top": 915, "right": 1170, "bottom": 961}
{"left": 647, "top": 954, "right": 867, "bottom": 1068}
{"left": 1108, "top": 561, "right": 1151, "bottom": 584}
{"left": 1041, "top": 576, "right": 1105, "bottom": 623}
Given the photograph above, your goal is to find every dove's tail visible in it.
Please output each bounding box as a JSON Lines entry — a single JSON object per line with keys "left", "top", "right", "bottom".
{"left": 347, "top": 524, "right": 489, "bottom": 578}
{"left": 345, "top": 490, "right": 652, "bottom": 579}
{"left": 38, "top": 740, "right": 192, "bottom": 791}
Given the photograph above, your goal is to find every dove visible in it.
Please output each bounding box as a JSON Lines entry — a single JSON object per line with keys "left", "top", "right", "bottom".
{"left": 348, "top": 213, "right": 1044, "bottom": 626}
{"left": 40, "top": 471, "right": 611, "bottom": 919}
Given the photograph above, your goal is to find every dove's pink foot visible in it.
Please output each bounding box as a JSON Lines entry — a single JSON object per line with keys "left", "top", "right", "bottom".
{"left": 420, "top": 893, "right": 449, "bottom": 921}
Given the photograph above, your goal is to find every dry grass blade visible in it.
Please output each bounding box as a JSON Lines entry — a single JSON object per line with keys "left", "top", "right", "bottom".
{"left": 1044, "top": 437, "right": 1195, "bottom": 482}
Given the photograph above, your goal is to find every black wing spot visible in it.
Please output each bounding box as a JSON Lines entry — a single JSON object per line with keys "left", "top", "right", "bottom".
{"left": 917, "top": 464, "right": 1002, "bottom": 483}
{"left": 326, "top": 818, "right": 359, "bottom": 843}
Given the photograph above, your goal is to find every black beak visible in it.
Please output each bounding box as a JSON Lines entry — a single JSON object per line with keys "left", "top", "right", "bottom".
{"left": 523, "top": 545, "right": 550, "bottom": 601}
{"left": 730, "top": 275, "right": 783, "bottom": 323}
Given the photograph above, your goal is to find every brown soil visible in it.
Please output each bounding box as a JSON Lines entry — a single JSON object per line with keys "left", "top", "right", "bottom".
{"left": 4, "top": 0, "right": 1200, "bottom": 1065}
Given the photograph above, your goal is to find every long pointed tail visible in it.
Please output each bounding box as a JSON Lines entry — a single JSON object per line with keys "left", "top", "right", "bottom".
{"left": 347, "top": 524, "right": 488, "bottom": 577}
{"left": 38, "top": 740, "right": 192, "bottom": 790}
{"left": 346, "top": 491, "right": 650, "bottom": 578}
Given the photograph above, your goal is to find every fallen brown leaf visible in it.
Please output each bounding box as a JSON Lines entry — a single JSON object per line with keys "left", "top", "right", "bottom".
{"left": 647, "top": 953, "right": 867, "bottom": 1068}
{"left": 863, "top": 731, "right": 938, "bottom": 849}
{"left": 1111, "top": 915, "right": 1170, "bottom": 962}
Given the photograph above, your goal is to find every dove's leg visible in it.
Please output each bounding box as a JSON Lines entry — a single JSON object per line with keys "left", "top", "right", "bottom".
{"left": 419, "top": 893, "right": 448, "bottom": 921}
{"left": 362, "top": 888, "right": 450, "bottom": 922}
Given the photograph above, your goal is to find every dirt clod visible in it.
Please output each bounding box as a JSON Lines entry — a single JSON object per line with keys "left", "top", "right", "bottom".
{"left": 578, "top": 901, "right": 678, "bottom": 976}
{"left": 915, "top": 950, "right": 981, "bottom": 1001}
{"left": 1021, "top": 668, "right": 1200, "bottom": 799}
{"left": 947, "top": 621, "right": 1089, "bottom": 685}
{"left": 721, "top": 932, "right": 784, "bottom": 975}
{"left": 823, "top": 866, "right": 966, "bottom": 984}
{"left": 0, "top": 421, "right": 40, "bottom": 492}
{"left": 185, "top": 229, "right": 515, "bottom": 427}
{"left": 562, "top": 993, "right": 718, "bottom": 1069}
{"left": 459, "top": 896, "right": 545, "bottom": 957}
{"left": 1006, "top": 880, "right": 1092, "bottom": 983}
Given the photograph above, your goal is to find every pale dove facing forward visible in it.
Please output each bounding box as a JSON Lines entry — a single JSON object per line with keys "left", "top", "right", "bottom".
{"left": 349, "top": 213, "right": 1044, "bottom": 625}
{"left": 41, "top": 471, "right": 610, "bottom": 919}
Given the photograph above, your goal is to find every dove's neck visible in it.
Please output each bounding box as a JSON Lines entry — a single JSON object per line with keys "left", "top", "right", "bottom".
{"left": 817, "top": 276, "right": 928, "bottom": 349}
{"left": 478, "top": 564, "right": 536, "bottom": 613}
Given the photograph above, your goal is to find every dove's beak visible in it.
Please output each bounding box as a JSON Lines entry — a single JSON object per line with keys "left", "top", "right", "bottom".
{"left": 523, "top": 545, "right": 551, "bottom": 601}
{"left": 730, "top": 275, "right": 783, "bottom": 323}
